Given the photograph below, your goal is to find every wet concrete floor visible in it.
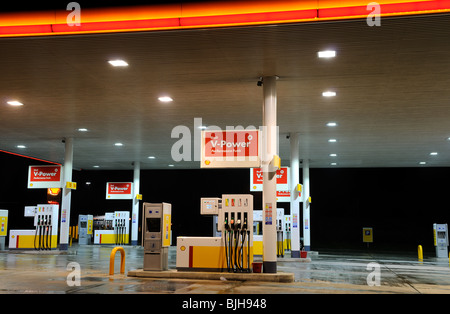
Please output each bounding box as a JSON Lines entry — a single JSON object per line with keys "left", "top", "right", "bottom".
{"left": 1, "top": 245, "right": 449, "bottom": 294}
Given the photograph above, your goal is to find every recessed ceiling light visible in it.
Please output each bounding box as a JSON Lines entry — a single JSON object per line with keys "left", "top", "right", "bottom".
{"left": 318, "top": 50, "right": 336, "bottom": 58}
{"left": 7, "top": 100, "right": 24, "bottom": 106}
{"left": 331, "top": 162, "right": 337, "bottom": 166}
{"left": 330, "top": 153, "right": 337, "bottom": 157}
{"left": 108, "top": 60, "right": 128, "bottom": 67}
{"left": 78, "top": 128, "right": 88, "bottom": 132}
{"left": 328, "top": 139, "right": 337, "bottom": 143}
{"left": 326, "top": 122, "right": 337, "bottom": 127}
{"left": 148, "top": 156, "right": 156, "bottom": 159}
{"left": 430, "top": 152, "right": 438, "bottom": 156}
{"left": 16, "top": 145, "right": 26, "bottom": 148}
{"left": 168, "top": 164, "right": 174, "bottom": 167}
{"left": 419, "top": 162, "right": 426, "bottom": 165}
{"left": 114, "top": 143, "right": 123, "bottom": 147}
{"left": 199, "top": 126, "right": 207, "bottom": 129}
{"left": 93, "top": 165, "right": 100, "bottom": 168}
{"left": 322, "top": 91, "right": 336, "bottom": 97}
{"left": 158, "top": 96, "right": 173, "bottom": 102}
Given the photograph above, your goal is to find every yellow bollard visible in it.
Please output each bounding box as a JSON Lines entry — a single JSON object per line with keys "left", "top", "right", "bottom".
{"left": 109, "top": 246, "right": 125, "bottom": 275}
{"left": 418, "top": 245, "right": 423, "bottom": 261}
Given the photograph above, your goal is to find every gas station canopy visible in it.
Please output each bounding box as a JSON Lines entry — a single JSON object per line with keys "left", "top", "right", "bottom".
{"left": 1, "top": 0, "right": 450, "bottom": 169}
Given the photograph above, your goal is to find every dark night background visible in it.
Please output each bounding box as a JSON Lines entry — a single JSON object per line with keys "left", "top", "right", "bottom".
{"left": 1, "top": 150, "right": 448, "bottom": 255}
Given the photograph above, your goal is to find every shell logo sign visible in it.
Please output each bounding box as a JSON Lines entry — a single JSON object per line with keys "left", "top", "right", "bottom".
{"left": 28, "top": 165, "right": 62, "bottom": 189}
{"left": 201, "top": 130, "right": 260, "bottom": 168}
{"left": 250, "top": 167, "right": 290, "bottom": 192}
{"left": 249, "top": 167, "right": 302, "bottom": 202}
{"left": 106, "top": 182, "right": 134, "bottom": 200}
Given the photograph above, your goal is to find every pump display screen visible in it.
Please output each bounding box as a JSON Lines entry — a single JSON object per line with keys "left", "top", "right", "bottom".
{"left": 146, "top": 218, "right": 161, "bottom": 232}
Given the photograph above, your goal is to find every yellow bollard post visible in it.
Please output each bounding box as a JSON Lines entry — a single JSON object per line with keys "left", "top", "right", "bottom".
{"left": 418, "top": 245, "right": 423, "bottom": 262}
{"left": 109, "top": 247, "right": 126, "bottom": 275}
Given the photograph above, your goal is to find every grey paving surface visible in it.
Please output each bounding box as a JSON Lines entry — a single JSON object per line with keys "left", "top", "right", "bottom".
{"left": 1, "top": 245, "right": 450, "bottom": 294}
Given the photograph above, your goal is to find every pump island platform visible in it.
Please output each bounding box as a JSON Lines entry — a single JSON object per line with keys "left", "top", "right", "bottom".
{"left": 127, "top": 269, "right": 295, "bottom": 283}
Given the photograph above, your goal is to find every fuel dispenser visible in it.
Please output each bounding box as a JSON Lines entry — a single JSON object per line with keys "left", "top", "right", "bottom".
{"left": 142, "top": 202, "right": 171, "bottom": 271}
{"left": 114, "top": 211, "right": 129, "bottom": 245}
{"left": 94, "top": 211, "right": 129, "bottom": 245}
{"left": 219, "top": 196, "right": 253, "bottom": 273}
{"left": 93, "top": 213, "right": 114, "bottom": 231}
{"left": 9, "top": 204, "right": 59, "bottom": 250}
{"left": 433, "top": 223, "right": 448, "bottom": 258}
{"left": 33, "top": 205, "right": 59, "bottom": 250}
{"left": 177, "top": 194, "right": 253, "bottom": 272}
{"left": 0, "top": 210, "right": 8, "bottom": 250}
{"left": 284, "top": 215, "right": 292, "bottom": 252}
{"left": 253, "top": 210, "right": 263, "bottom": 256}
{"left": 276, "top": 208, "right": 284, "bottom": 257}
{"left": 78, "top": 215, "right": 93, "bottom": 245}
{"left": 254, "top": 210, "right": 291, "bottom": 257}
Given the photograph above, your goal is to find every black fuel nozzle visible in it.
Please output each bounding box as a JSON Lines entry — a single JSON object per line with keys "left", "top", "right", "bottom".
{"left": 224, "top": 213, "right": 230, "bottom": 231}
{"left": 235, "top": 213, "right": 242, "bottom": 231}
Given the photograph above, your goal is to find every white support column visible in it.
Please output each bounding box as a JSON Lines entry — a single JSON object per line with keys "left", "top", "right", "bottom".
{"left": 59, "top": 137, "right": 73, "bottom": 250}
{"left": 302, "top": 159, "right": 311, "bottom": 251}
{"left": 262, "top": 76, "right": 278, "bottom": 273}
{"left": 289, "top": 132, "right": 301, "bottom": 257}
{"left": 131, "top": 161, "right": 140, "bottom": 246}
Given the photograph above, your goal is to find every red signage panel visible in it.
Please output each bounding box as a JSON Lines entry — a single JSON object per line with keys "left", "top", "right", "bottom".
{"left": 28, "top": 165, "right": 62, "bottom": 189}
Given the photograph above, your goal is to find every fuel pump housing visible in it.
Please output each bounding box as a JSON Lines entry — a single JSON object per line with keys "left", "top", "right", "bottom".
{"left": 433, "top": 223, "right": 449, "bottom": 258}
{"left": 177, "top": 194, "right": 253, "bottom": 272}
{"left": 9, "top": 204, "right": 59, "bottom": 250}
{"left": 93, "top": 211, "right": 129, "bottom": 245}
{"left": 78, "top": 214, "right": 93, "bottom": 245}
{"left": 0, "top": 210, "right": 8, "bottom": 251}
{"left": 143, "top": 202, "right": 172, "bottom": 271}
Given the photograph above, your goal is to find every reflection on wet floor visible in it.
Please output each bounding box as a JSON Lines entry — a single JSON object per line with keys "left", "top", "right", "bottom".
{"left": 1, "top": 245, "right": 450, "bottom": 294}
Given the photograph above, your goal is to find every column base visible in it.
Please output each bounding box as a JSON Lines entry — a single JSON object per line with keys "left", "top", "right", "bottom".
{"left": 304, "top": 246, "right": 310, "bottom": 251}
{"left": 59, "top": 243, "right": 69, "bottom": 251}
{"left": 291, "top": 250, "right": 300, "bottom": 258}
{"left": 263, "top": 261, "right": 277, "bottom": 273}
